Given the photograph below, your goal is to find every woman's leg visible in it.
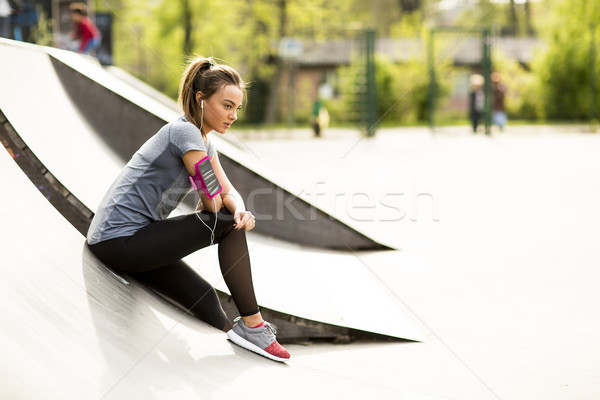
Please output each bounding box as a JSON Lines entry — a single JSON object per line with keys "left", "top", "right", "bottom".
{"left": 130, "top": 260, "right": 232, "bottom": 331}
{"left": 89, "top": 208, "right": 259, "bottom": 329}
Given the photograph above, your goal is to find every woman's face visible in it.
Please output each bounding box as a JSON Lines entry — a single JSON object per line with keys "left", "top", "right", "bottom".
{"left": 200, "top": 85, "right": 243, "bottom": 134}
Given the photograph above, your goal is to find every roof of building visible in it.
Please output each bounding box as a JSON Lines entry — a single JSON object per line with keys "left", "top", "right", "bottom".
{"left": 299, "top": 36, "right": 545, "bottom": 67}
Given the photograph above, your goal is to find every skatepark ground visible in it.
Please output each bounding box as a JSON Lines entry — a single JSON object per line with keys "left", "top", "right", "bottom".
{"left": 2, "top": 115, "right": 599, "bottom": 400}
{"left": 231, "top": 124, "right": 600, "bottom": 399}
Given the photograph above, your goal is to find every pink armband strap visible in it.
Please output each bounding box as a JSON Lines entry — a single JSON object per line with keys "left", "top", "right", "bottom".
{"left": 189, "top": 156, "right": 223, "bottom": 199}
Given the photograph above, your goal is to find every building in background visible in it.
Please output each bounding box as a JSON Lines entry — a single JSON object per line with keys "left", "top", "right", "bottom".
{"left": 278, "top": 36, "right": 542, "bottom": 124}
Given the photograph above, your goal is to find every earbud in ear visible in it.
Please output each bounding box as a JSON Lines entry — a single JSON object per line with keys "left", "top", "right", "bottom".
{"left": 201, "top": 100, "right": 204, "bottom": 110}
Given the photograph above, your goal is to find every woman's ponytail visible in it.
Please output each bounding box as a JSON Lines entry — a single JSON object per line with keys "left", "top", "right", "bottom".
{"left": 179, "top": 58, "right": 214, "bottom": 135}
{"left": 178, "top": 57, "right": 246, "bottom": 137}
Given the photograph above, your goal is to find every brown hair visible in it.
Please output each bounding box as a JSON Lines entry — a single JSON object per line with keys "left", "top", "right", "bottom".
{"left": 178, "top": 57, "right": 247, "bottom": 137}
{"left": 69, "top": 2, "right": 88, "bottom": 16}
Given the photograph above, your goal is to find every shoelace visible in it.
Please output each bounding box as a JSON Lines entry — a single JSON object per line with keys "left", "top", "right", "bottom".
{"left": 233, "top": 317, "right": 277, "bottom": 336}
{"left": 264, "top": 322, "right": 277, "bottom": 337}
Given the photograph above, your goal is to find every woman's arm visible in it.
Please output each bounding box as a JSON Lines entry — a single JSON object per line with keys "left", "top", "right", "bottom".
{"left": 182, "top": 151, "right": 254, "bottom": 230}
{"left": 211, "top": 154, "right": 256, "bottom": 231}
{"left": 211, "top": 154, "right": 244, "bottom": 213}
{"left": 182, "top": 150, "right": 223, "bottom": 213}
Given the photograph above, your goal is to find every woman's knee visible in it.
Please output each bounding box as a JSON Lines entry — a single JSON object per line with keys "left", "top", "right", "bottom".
{"left": 213, "top": 209, "right": 241, "bottom": 242}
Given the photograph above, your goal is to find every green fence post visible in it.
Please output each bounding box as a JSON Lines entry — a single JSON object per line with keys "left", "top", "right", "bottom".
{"left": 365, "top": 29, "right": 377, "bottom": 137}
{"left": 482, "top": 27, "right": 492, "bottom": 136}
{"left": 427, "top": 29, "right": 436, "bottom": 131}
{"left": 591, "top": 23, "right": 597, "bottom": 130}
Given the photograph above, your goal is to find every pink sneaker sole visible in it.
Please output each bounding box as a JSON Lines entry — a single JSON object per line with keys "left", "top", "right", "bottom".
{"left": 227, "top": 329, "right": 290, "bottom": 362}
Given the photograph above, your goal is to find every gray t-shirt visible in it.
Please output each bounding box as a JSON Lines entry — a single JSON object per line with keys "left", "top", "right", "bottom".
{"left": 87, "top": 116, "right": 216, "bottom": 245}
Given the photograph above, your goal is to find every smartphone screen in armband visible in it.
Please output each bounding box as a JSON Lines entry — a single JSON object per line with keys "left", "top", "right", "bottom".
{"left": 189, "top": 156, "right": 223, "bottom": 199}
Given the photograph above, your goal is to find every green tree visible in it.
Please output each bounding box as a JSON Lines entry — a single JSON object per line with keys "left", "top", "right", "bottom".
{"left": 534, "top": 0, "right": 599, "bottom": 120}
{"left": 331, "top": 47, "right": 451, "bottom": 125}
{"left": 492, "top": 49, "right": 542, "bottom": 120}
{"left": 96, "top": 0, "right": 441, "bottom": 123}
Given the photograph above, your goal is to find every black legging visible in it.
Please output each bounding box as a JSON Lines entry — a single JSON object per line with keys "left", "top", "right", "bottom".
{"left": 471, "top": 111, "right": 482, "bottom": 133}
{"left": 88, "top": 208, "right": 259, "bottom": 332}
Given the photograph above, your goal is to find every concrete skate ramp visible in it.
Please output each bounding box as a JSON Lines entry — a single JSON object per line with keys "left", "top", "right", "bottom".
{"left": 0, "top": 39, "right": 424, "bottom": 341}
{"left": 0, "top": 38, "right": 388, "bottom": 251}
{"left": 0, "top": 147, "right": 406, "bottom": 399}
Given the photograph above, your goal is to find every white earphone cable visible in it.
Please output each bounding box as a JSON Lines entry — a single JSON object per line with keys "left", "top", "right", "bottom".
{"left": 195, "top": 197, "right": 217, "bottom": 246}
{"left": 194, "top": 101, "right": 218, "bottom": 246}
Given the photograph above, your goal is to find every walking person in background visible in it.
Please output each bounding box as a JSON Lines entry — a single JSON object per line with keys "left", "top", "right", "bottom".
{"left": 311, "top": 97, "right": 330, "bottom": 138}
{"left": 69, "top": 2, "right": 100, "bottom": 55}
{"left": 11, "top": 0, "right": 37, "bottom": 43}
{"left": 468, "top": 74, "right": 484, "bottom": 133}
{"left": 312, "top": 98, "right": 322, "bottom": 137}
{"left": 492, "top": 72, "right": 508, "bottom": 132}
{"left": 0, "top": 0, "right": 19, "bottom": 39}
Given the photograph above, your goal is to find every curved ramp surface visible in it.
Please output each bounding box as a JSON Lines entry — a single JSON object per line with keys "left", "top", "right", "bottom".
{"left": 0, "top": 144, "right": 414, "bottom": 399}
{"left": 0, "top": 39, "right": 422, "bottom": 340}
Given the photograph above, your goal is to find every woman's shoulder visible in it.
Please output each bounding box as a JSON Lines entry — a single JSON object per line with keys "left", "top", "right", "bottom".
{"left": 167, "top": 115, "right": 212, "bottom": 150}
{"left": 169, "top": 115, "right": 199, "bottom": 133}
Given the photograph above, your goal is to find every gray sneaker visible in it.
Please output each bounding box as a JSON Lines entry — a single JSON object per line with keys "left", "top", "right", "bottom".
{"left": 227, "top": 317, "right": 291, "bottom": 362}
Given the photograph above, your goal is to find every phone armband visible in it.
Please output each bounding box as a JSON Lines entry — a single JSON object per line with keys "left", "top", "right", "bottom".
{"left": 189, "top": 156, "right": 223, "bottom": 199}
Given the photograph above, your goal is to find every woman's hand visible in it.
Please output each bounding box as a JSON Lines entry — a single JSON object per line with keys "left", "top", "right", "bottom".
{"left": 234, "top": 211, "right": 256, "bottom": 231}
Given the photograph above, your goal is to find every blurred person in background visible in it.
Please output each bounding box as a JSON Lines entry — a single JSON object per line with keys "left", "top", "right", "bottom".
{"left": 69, "top": 2, "right": 100, "bottom": 55}
{"left": 312, "top": 98, "right": 329, "bottom": 137}
{"left": 469, "top": 74, "right": 484, "bottom": 133}
{"left": 312, "top": 98, "right": 322, "bottom": 137}
{"left": 0, "top": 0, "right": 20, "bottom": 38}
{"left": 11, "top": 0, "right": 37, "bottom": 42}
{"left": 492, "top": 72, "right": 508, "bottom": 132}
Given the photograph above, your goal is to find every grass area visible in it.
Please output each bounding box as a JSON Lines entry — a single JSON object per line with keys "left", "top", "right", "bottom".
{"left": 234, "top": 118, "right": 597, "bottom": 132}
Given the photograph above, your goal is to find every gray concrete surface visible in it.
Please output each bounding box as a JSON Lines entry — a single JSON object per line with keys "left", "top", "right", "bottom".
{"left": 4, "top": 122, "right": 598, "bottom": 399}
{"left": 240, "top": 125, "right": 600, "bottom": 399}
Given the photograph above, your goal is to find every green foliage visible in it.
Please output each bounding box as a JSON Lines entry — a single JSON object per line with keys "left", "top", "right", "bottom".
{"left": 533, "top": 0, "right": 600, "bottom": 120}
{"left": 97, "top": 0, "right": 595, "bottom": 126}
{"left": 376, "top": 57, "right": 435, "bottom": 123}
{"left": 330, "top": 22, "right": 451, "bottom": 127}
{"left": 376, "top": 56, "right": 404, "bottom": 121}
{"left": 452, "top": 0, "right": 505, "bottom": 32}
{"left": 349, "top": 0, "right": 402, "bottom": 37}
{"left": 96, "top": 0, "right": 362, "bottom": 103}
{"left": 389, "top": 11, "right": 423, "bottom": 38}
{"left": 492, "top": 48, "right": 542, "bottom": 120}
{"left": 330, "top": 50, "right": 451, "bottom": 125}
{"left": 31, "top": 8, "right": 54, "bottom": 47}
{"left": 286, "top": 0, "right": 358, "bottom": 39}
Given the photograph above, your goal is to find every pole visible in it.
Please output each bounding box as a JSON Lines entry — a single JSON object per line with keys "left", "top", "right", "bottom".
{"left": 482, "top": 27, "right": 492, "bottom": 136}
{"left": 51, "top": 0, "right": 58, "bottom": 45}
{"left": 427, "top": 29, "right": 436, "bottom": 131}
{"left": 287, "top": 60, "right": 296, "bottom": 132}
{"left": 365, "top": 29, "right": 377, "bottom": 137}
{"left": 590, "top": 23, "right": 597, "bottom": 129}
